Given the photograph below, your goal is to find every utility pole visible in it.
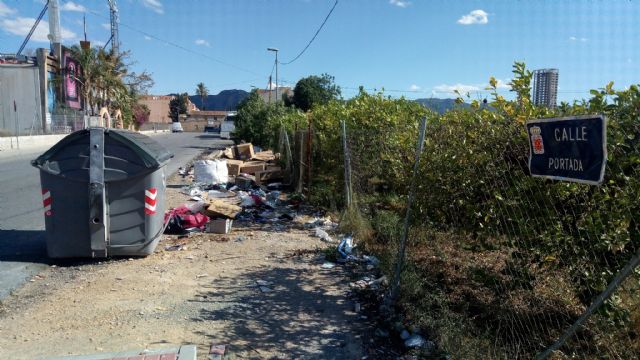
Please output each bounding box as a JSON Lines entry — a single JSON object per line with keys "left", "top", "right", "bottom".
{"left": 267, "top": 48, "right": 279, "bottom": 103}
{"left": 268, "top": 75, "right": 272, "bottom": 104}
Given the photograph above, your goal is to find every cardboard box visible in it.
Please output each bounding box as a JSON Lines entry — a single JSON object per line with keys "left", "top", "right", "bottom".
{"left": 206, "top": 219, "right": 233, "bottom": 234}
{"left": 226, "top": 159, "right": 244, "bottom": 176}
{"left": 234, "top": 143, "right": 255, "bottom": 161}
{"left": 203, "top": 199, "right": 241, "bottom": 219}
{"left": 240, "top": 161, "right": 266, "bottom": 175}
{"left": 255, "top": 168, "right": 284, "bottom": 185}
{"left": 252, "top": 150, "right": 276, "bottom": 161}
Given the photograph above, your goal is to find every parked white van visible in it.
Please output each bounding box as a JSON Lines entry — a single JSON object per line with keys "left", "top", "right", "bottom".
{"left": 171, "top": 122, "right": 183, "bottom": 133}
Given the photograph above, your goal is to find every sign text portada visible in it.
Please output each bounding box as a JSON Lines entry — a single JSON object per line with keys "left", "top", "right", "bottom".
{"left": 526, "top": 115, "right": 607, "bottom": 185}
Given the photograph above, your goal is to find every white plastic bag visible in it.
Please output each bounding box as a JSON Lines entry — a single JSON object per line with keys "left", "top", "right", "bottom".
{"left": 194, "top": 159, "right": 228, "bottom": 184}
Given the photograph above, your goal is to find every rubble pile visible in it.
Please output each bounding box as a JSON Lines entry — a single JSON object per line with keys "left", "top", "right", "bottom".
{"left": 164, "top": 143, "right": 299, "bottom": 235}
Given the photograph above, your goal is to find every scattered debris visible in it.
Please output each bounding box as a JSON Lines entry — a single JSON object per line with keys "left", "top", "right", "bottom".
{"left": 206, "top": 219, "right": 233, "bottom": 234}
{"left": 338, "top": 235, "right": 354, "bottom": 258}
{"left": 404, "top": 335, "right": 435, "bottom": 352}
{"left": 208, "top": 344, "right": 226, "bottom": 360}
{"left": 321, "top": 262, "right": 336, "bottom": 269}
{"left": 259, "top": 286, "right": 273, "bottom": 293}
{"left": 314, "top": 228, "right": 334, "bottom": 243}
{"left": 164, "top": 244, "right": 185, "bottom": 251}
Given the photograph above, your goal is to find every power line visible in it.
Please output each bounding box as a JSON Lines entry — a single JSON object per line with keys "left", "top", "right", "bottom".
{"left": 281, "top": 0, "right": 339, "bottom": 65}
{"left": 87, "top": 10, "right": 263, "bottom": 77}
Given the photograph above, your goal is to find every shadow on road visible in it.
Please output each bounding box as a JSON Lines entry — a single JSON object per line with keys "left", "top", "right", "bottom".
{"left": 0, "top": 229, "right": 48, "bottom": 263}
{"left": 196, "top": 134, "right": 222, "bottom": 139}
{"left": 189, "top": 257, "right": 362, "bottom": 359}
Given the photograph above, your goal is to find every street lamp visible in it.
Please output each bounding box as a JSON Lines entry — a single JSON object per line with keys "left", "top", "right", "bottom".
{"left": 267, "top": 47, "right": 279, "bottom": 104}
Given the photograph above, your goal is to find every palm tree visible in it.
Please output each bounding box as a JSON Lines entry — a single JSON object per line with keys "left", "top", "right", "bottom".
{"left": 196, "top": 82, "right": 209, "bottom": 111}
{"left": 70, "top": 45, "right": 129, "bottom": 115}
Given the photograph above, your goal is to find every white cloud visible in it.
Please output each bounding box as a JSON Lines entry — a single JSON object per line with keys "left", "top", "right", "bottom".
{"left": 457, "top": 10, "right": 489, "bottom": 25}
{"left": 0, "top": 1, "right": 16, "bottom": 17}
{"left": 101, "top": 23, "right": 111, "bottom": 30}
{"left": 495, "top": 79, "right": 510, "bottom": 89}
{"left": 92, "top": 40, "right": 105, "bottom": 47}
{"left": 1, "top": 16, "right": 76, "bottom": 42}
{"left": 389, "top": 0, "right": 411, "bottom": 8}
{"left": 433, "top": 78, "right": 510, "bottom": 95}
{"left": 195, "top": 39, "right": 210, "bottom": 47}
{"left": 434, "top": 83, "right": 480, "bottom": 94}
{"left": 409, "top": 84, "right": 421, "bottom": 91}
{"left": 569, "top": 36, "right": 587, "bottom": 42}
{"left": 61, "top": 1, "right": 86, "bottom": 12}
{"left": 144, "top": 35, "right": 152, "bottom": 41}
{"left": 141, "top": 0, "right": 164, "bottom": 14}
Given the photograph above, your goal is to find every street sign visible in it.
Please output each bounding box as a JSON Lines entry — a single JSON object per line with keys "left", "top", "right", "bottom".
{"left": 526, "top": 115, "right": 607, "bottom": 185}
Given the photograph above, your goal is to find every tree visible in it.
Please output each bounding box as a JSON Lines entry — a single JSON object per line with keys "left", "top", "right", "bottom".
{"left": 235, "top": 89, "right": 304, "bottom": 147}
{"left": 69, "top": 45, "right": 154, "bottom": 128}
{"left": 289, "top": 73, "right": 341, "bottom": 112}
{"left": 132, "top": 103, "right": 151, "bottom": 128}
{"left": 196, "top": 82, "right": 209, "bottom": 110}
{"left": 168, "top": 92, "right": 189, "bottom": 122}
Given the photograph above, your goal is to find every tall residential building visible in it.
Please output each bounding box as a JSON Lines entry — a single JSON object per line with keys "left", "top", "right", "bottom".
{"left": 532, "top": 69, "right": 559, "bottom": 107}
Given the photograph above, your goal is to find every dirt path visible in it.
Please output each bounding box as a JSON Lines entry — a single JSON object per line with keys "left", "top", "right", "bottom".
{"left": 0, "top": 173, "right": 365, "bottom": 359}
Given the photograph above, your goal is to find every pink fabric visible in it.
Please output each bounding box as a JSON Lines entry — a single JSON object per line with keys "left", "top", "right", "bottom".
{"left": 165, "top": 206, "right": 209, "bottom": 229}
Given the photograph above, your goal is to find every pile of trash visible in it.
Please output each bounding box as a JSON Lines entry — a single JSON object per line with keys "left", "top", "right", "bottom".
{"left": 165, "top": 143, "right": 297, "bottom": 235}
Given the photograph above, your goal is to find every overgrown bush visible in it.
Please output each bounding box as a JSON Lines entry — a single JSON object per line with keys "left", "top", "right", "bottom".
{"left": 314, "top": 63, "right": 638, "bottom": 357}
{"left": 234, "top": 90, "right": 306, "bottom": 149}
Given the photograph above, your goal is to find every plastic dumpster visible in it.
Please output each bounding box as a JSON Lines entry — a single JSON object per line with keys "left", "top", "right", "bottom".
{"left": 31, "top": 128, "right": 173, "bottom": 258}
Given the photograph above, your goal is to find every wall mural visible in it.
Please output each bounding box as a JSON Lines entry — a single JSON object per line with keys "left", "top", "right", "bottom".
{"left": 62, "top": 48, "right": 81, "bottom": 109}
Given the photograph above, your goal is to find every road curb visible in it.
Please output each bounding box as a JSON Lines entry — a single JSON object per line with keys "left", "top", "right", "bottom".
{"left": 39, "top": 344, "right": 197, "bottom": 360}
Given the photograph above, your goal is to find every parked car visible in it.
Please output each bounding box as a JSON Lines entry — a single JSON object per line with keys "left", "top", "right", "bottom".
{"left": 203, "top": 125, "right": 219, "bottom": 133}
{"left": 171, "top": 122, "right": 183, "bottom": 133}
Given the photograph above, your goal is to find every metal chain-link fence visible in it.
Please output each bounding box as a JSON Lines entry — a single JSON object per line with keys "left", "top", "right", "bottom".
{"left": 338, "top": 115, "right": 640, "bottom": 359}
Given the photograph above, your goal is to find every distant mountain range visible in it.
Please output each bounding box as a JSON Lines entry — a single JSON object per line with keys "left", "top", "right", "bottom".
{"left": 414, "top": 98, "right": 471, "bottom": 113}
{"left": 186, "top": 89, "right": 249, "bottom": 111}
{"left": 171, "top": 90, "right": 474, "bottom": 113}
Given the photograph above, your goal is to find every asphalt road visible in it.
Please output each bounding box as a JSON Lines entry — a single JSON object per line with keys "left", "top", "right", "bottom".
{"left": 0, "top": 132, "right": 232, "bottom": 300}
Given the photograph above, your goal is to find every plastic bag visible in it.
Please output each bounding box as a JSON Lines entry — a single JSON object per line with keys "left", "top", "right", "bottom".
{"left": 164, "top": 212, "right": 185, "bottom": 234}
{"left": 338, "top": 235, "right": 354, "bottom": 257}
{"left": 194, "top": 159, "right": 229, "bottom": 184}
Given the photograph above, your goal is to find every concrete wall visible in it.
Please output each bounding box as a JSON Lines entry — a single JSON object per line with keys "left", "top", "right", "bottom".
{"left": 0, "top": 64, "right": 43, "bottom": 136}
{"left": 138, "top": 95, "right": 172, "bottom": 124}
{"left": 181, "top": 115, "right": 226, "bottom": 132}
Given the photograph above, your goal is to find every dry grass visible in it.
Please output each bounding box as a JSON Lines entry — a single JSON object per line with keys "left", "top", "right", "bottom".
{"left": 363, "top": 227, "right": 640, "bottom": 359}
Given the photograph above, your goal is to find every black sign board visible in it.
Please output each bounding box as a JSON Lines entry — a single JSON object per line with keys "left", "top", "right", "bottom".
{"left": 526, "top": 115, "right": 607, "bottom": 185}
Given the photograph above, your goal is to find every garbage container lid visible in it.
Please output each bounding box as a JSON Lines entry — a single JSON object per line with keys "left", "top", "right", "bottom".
{"left": 32, "top": 128, "right": 173, "bottom": 179}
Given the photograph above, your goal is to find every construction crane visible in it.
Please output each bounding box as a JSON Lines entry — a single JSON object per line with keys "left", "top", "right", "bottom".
{"left": 17, "top": 0, "right": 119, "bottom": 56}
{"left": 106, "top": 0, "right": 120, "bottom": 56}
{"left": 16, "top": 0, "right": 50, "bottom": 56}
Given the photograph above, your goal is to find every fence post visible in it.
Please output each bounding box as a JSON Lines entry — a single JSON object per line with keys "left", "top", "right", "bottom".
{"left": 391, "top": 116, "right": 427, "bottom": 301}
{"left": 341, "top": 120, "right": 352, "bottom": 208}
{"left": 280, "top": 127, "right": 293, "bottom": 184}
{"left": 13, "top": 100, "right": 19, "bottom": 149}
{"left": 307, "top": 113, "right": 313, "bottom": 199}
{"left": 536, "top": 247, "right": 640, "bottom": 359}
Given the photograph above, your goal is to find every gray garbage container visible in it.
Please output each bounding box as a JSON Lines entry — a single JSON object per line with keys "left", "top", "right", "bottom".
{"left": 32, "top": 128, "right": 173, "bottom": 258}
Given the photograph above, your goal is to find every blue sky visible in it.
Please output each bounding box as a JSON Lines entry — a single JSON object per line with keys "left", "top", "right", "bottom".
{"left": 1, "top": 0, "right": 638, "bottom": 102}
